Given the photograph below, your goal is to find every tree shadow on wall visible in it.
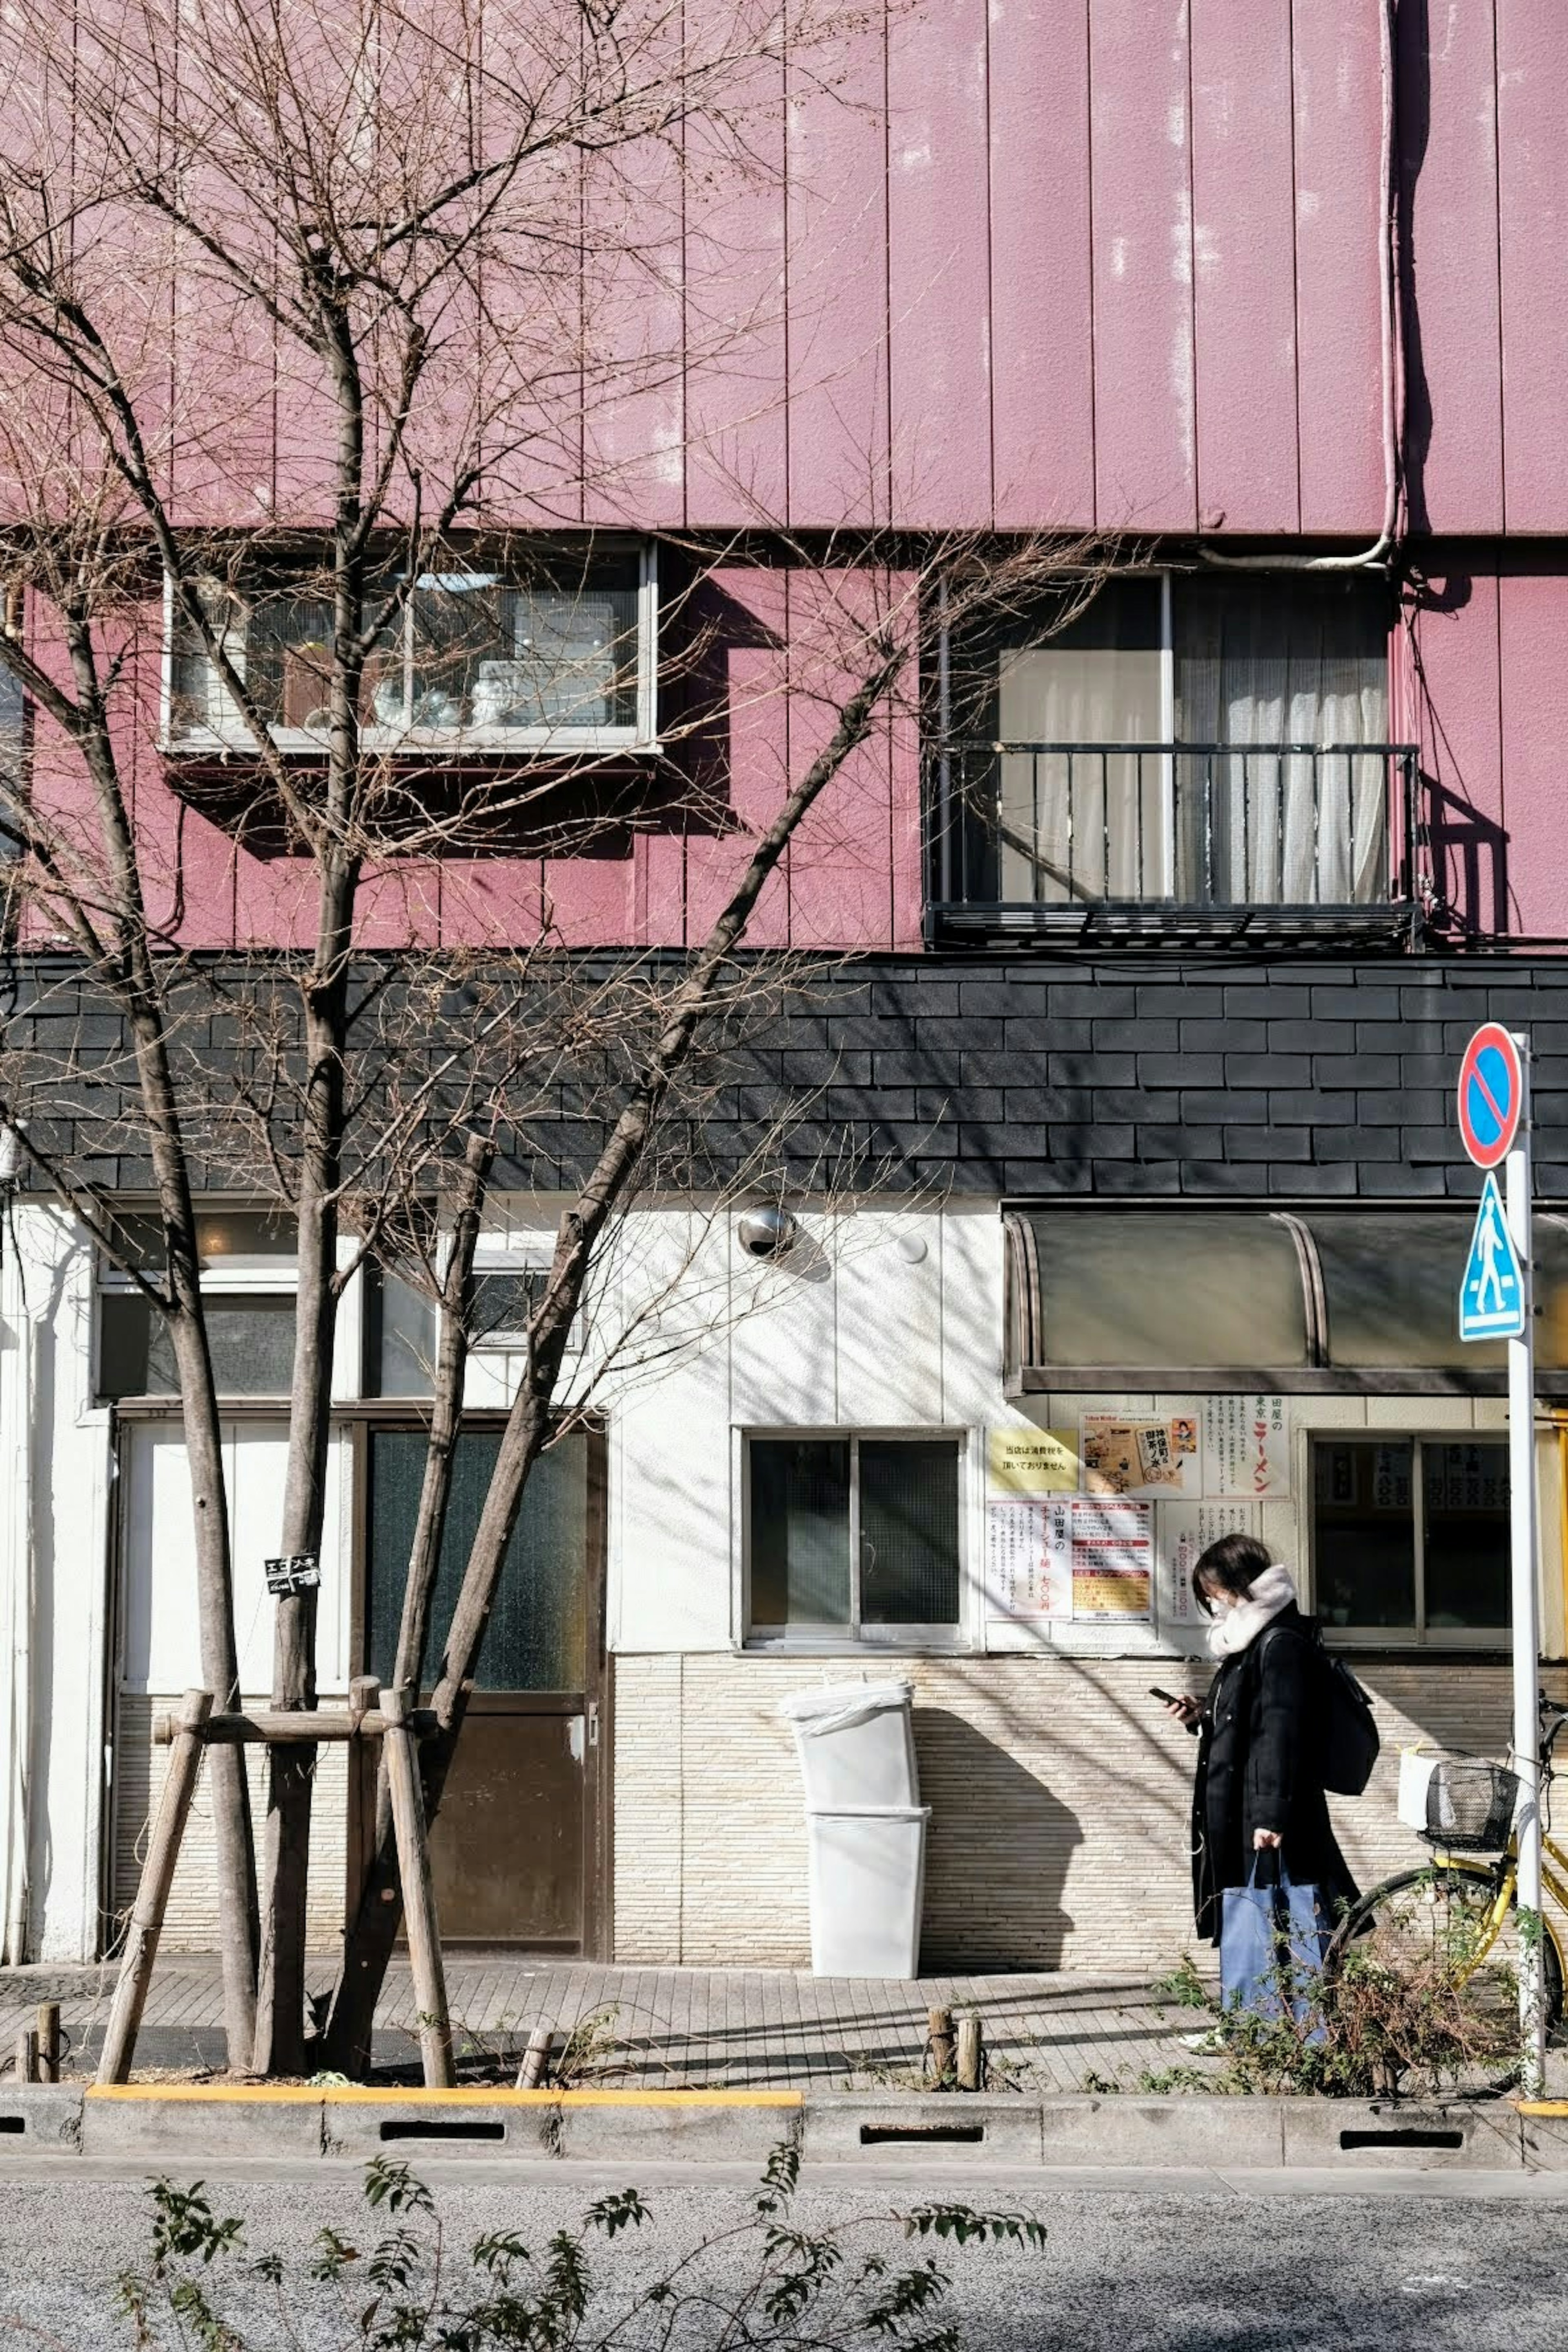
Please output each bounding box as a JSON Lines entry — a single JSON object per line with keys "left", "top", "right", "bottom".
{"left": 912, "top": 1711, "right": 1082, "bottom": 1971}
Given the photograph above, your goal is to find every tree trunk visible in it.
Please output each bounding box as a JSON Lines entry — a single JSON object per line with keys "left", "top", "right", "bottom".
{"left": 323, "top": 637, "right": 903, "bottom": 2071}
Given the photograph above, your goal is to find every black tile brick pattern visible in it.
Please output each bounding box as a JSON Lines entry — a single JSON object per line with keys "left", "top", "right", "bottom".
{"left": 7, "top": 951, "right": 1568, "bottom": 1199}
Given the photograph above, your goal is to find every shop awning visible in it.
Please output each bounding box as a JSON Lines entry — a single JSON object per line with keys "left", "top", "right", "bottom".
{"left": 1002, "top": 1204, "right": 1568, "bottom": 1396}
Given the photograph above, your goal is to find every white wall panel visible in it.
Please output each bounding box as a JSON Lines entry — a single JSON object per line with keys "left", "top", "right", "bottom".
{"left": 835, "top": 1211, "right": 943, "bottom": 1424}
{"left": 728, "top": 1212, "right": 838, "bottom": 1425}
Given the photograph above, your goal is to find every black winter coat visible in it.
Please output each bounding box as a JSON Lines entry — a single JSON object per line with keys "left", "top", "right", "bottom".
{"left": 1190, "top": 1604, "right": 1360, "bottom": 1943}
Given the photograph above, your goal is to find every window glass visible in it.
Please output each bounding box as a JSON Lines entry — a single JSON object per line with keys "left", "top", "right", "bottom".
{"left": 859, "top": 1441, "right": 960, "bottom": 1624}
{"left": 170, "top": 549, "right": 641, "bottom": 741}
{"left": 1423, "top": 1441, "right": 1511, "bottom": 1630}
{"left": 1027, "top": 1211, "right": 1308, "bottom": 1368}
{"left": 750, "top": 1439, "right": 851, "bottom": 1626}
{"left": 368, "top": 1271, "right": 436, "bottom": 1397}
{"left": 364, "top": 1430, "right": 588, "bottom": 1691}
{"left": 1313, "top": 1439, "right": 1416, "bottom": 1629}
{"left": 99, "top": 1294, "right": 296, "bottom": 1399}
{"left": 105, "top": 1209, "right": 294, "bottom": 1274}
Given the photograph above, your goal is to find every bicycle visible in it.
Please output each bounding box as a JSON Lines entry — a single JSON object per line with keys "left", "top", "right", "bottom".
{"left": 1323, "top": 1693, "right": 1568, "bottom": 2052}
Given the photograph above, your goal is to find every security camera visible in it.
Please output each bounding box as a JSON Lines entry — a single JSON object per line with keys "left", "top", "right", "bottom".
{"left": 737, "top": 1203, "right": 799, "bottom": 1259}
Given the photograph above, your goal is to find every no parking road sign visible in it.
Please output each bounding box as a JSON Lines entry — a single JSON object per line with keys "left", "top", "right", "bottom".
{"left": 1457, "top": 1022, "right": 1525, "bottom": 1169}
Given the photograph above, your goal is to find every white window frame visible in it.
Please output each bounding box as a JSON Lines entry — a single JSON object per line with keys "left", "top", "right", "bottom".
{"left": 740, "top": 1426, "right": 975, "bottom": 1655}
{"left": 162, "top": 539, "right": 660, "bottom": 758}
{"left": 1304, "top": 1425, "right": 1512, "bottom": 1650}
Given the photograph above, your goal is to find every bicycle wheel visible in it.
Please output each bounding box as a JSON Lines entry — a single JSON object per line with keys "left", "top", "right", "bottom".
{"left": 1325, "top": 1862, "right": 1564, "bottom": 2082}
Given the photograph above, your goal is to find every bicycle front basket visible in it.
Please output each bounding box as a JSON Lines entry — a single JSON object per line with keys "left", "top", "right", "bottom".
{"left": 1424, "top": 1758, "right": 1520, "bottom": 1851}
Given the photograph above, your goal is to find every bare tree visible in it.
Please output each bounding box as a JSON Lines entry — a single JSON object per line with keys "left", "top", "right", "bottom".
{"left": 0, "top": 0, "right": 1114, "bottom": 2074}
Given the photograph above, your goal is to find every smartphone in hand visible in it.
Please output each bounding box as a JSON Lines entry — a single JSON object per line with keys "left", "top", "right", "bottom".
{"left": 1149, "top": 1686, "right": 1181, "bottom": 1706}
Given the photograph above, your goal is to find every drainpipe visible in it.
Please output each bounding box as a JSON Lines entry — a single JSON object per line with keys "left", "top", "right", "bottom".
{"left": 0, "top": 1138, "right": 30, "bottom": 1965}
{"left": 1199, "top": 0, "right": 1401, "bottom": 573}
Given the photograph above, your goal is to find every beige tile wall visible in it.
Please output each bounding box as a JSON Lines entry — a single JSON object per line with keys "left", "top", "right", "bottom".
{"left": 612, "top": 1652, "right": 1568, "bottom": 1971}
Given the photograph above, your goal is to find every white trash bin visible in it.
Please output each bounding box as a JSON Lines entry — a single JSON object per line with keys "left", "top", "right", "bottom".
{"left": 779, "top": 1680, "right": 920, "bottom": 1810}
{"left": 805, "top": 1804, "right": 929, "bottom": 1978}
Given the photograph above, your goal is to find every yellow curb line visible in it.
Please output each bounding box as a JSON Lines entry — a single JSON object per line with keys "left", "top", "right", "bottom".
{"left": 1517, "top": 2100, "right": 1568, "bottom": 2117}
{"left": 86, "top": 2083, "right": 802, "bottom": 2109}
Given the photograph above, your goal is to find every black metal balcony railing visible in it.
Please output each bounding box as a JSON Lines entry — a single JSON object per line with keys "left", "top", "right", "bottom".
{"left": 925, "top": 740, "right": 1424, "bottom": 945}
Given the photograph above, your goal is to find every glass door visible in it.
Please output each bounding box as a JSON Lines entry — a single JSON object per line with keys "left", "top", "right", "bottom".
{"left": 357, "top": 1427, "right": 604, "bottom": 1950}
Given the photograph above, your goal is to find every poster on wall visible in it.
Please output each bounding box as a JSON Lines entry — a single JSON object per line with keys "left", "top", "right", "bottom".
{"left": 1203, "top": 1395, "right": 1290, "bottom": 1500}
{"left": 1080, "top": 1408, "right": 1202, "bottom": 1500}
{"left": 987, "top": 1426, "right": 1079, "bottom": 1496}
{"left": 985, "top": 1495, "right": 1154, "bottom": 1625}
{"left": 1157, "top": 1501, "right": 1261, "bottom": 1628}
{"left": 985, "top": 1498, "right": 1073, "bottom": 1621}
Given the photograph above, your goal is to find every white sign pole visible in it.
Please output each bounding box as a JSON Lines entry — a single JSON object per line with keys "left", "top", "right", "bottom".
{"left": 1505, "top": 1032, "right": 1546, "bottom": 2097}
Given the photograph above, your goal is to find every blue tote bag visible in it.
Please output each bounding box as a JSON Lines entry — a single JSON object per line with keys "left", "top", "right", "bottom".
{"left": 1221, "top": 1852, "right": 1329, "bottom": 2039}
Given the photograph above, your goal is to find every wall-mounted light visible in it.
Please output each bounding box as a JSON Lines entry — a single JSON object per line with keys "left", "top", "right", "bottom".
{"left": 737, "top": 1203, "right": 799, "bottom": 1261}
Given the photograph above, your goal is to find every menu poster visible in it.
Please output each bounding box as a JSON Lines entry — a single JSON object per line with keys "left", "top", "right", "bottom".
{"left": 1080, "top": 1408, "right": 1202, "bottom": 1500}
{"left": 1159, "top": 1501, "right": 1260, "bottom": 1628}
{"left": 1068, "top": 1497, "right": 1155, "bottom": 1621}
{"left": 986, "top": 1496, "right": 1154, "bottom": 1625}
{"left": 987, "top": 1426, "right": 1079, "bottom": 1496}
{"left": 1203, "top": 1395, "right": 1291, "bottom": 1501}
{"left": 985, "top": 1499, "right": 1072, "bottom": 1621}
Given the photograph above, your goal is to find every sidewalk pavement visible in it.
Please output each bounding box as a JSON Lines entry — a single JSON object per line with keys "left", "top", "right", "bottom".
{"left": 0, "top": 1956, "right": 1215, "bottom": 2091}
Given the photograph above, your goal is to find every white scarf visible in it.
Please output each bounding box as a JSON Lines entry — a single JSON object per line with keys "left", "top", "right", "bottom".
{"left": 1206, "top": 1562, "right": 1298, "bottom": 1659}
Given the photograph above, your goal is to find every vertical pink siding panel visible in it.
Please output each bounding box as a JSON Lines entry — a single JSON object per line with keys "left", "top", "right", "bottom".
{"left": 353, "top": 866, "right": 442, "bottom": 949}
{"left": 1498, "top": 570, "right": 1568, "bottom": 936}
{"left": 1397, "top": 0, "right": 1502, "bottom": 534}
{"left": 1088, "top": 0, "right": 1197, "bottom": 534}
{"left": 989, "top": 0, "right": 1095, "bottom": 529}
{"left": 1410, "top": 567, "right": 1506, "bottom": 939}
{"left": 580, "top": 125, "right": 687, "bottom": 529}
{"left": 885, "top": 0, "right": 991, "bottom": 526}
{"left": 542, "top": 851, "right": 636, "bottom": 945}
{"left": 684, "top": 565, "right": 791, "bottom": 950}
{"left": 787, "top": 568, "right": 895, "bottom": 950}
{"left": 438, "top": 858, "right": 545, "bottom": 949}
{"left": 634, "top": 831, "right": 689, "bottom": 949}
{"left": 1189, "top": 0, "right": 1298, "bottom": 534}
{"left": 233, "top": 854, "right": 319, "bottom": 951}
{"left": 1496, "top": 6, "right": 1568, "bottom": 530}
{"left": 888, "top": 682, "right": 924, "bottom": 950}
{"left": 172, "top": 206, "right": 279, "bottom": 527}
{"left": 785, "top": 25, "right": 889, "bottom": 527}
{"left": 1292, "top": 0, "right": 1386, "bottom": 535}
{"left": 684, "top": 18, "right": 789, "bottom": 528}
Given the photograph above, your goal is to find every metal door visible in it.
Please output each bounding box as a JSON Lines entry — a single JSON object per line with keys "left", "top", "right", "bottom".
{"left": 357, "top": 1426, "right": 605, "bottom": 1952}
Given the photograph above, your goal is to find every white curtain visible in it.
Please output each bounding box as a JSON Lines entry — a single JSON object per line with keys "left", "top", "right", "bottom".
{"left": 995, "top": 583, "right": 1164, "bottom": 904}
{"left": 1176, "top": 580, "right": 1388, "bottom": 907}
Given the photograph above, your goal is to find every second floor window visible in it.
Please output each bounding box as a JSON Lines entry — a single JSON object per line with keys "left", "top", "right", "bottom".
{"left": 167, "top": 540, "right": 656, "bottom": 754}
{"left": 933, "top": 571, "right": 1398, "bottom": 931}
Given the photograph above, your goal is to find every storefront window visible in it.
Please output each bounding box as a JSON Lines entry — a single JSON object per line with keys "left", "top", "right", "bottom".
{"left": 748, "top": 1434, "right": 962, "bottom": 1639}
{"left": 1027, "top": 1211, "right": 1308, "bottom": 1368}
{"left": 1311, "top": 1435, "right": 1509, "bottom": 1638}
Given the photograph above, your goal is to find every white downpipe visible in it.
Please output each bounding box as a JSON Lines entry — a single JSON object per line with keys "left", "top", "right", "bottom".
{"left": 1199, "top": 0, "right": 1399, "bottom": 572}
{"left": 0, "top": 1227, "right": 32, "bottom": 1965}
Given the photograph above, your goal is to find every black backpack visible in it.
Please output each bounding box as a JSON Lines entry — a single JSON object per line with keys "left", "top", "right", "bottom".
{"left": 1258, "top": 1621, "right": 1379, "bottom": 1796}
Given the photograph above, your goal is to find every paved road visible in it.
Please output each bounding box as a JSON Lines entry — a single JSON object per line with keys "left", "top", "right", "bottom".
{"left": 0, "top": 2158, "right": 1562, "bottom": 2350}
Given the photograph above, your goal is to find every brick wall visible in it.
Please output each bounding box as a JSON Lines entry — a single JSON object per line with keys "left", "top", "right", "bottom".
{"left": 612, "top": 1653, "right": 1567, "bottom": 1971}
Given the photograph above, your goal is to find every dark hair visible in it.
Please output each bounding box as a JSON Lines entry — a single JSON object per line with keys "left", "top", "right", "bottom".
{"left": 1191, "top": 1532, "right": 1274, "bottom": 1617}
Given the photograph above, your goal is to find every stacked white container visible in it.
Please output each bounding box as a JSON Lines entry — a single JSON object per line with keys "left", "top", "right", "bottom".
{"left": 780, "top": 1680, "right": 928, "bottom": 1976}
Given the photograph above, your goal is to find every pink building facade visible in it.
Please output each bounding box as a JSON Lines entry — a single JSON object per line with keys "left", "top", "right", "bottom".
{"left": 9, "top": 2, "right": 1568, "bottom": 1981}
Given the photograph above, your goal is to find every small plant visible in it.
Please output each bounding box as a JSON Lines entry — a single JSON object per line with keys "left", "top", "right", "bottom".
{"left": 1149, "top": 1956, "right": 1212, "bottom": 2014}
{"left": 111, "top": 2147, "right": 1048, "bottom": 2352}
{"left": 552, "top": 2004, "right": 624, "bottom": 2089}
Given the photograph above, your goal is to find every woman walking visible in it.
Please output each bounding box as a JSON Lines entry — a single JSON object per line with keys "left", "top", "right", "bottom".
{"left": 1166, "top": 1532, "right": 1359, "bottom": 1976}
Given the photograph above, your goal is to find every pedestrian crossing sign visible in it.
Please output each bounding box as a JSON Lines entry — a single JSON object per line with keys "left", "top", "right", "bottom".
{"left": 1459, "top": 1169, "right": 1527, "bottom": 1342}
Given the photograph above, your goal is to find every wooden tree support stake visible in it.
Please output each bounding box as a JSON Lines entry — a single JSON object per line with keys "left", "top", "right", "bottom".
{"left": 516, "top": 2025, "right": 555, "bottom": 2090}
{"left": 956, "top": 2013, "right": 983, "bottom": 2092}
{"left": 98, "top": 1690, "right": 214, "bottom": 2085}
{"left": 36, "top": 2003, "right": 59, "bottom": 2085}
{"left": 14, "top": 2030, "right": 36, "bottom": 2084}
{"left": 926, "top": 2005, "right": 955, "bottom": 2085}
{"left": 382, "top": 1686, "right": 455, "bottom": 2090}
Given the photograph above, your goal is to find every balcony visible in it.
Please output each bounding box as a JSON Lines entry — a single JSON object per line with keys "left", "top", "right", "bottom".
{"left": 925, "top": 740, "right": 1424, "bottom": 947}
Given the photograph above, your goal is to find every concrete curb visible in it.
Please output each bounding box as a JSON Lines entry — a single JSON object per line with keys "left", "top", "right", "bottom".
{"left": 0, "top": 2084, "right": 1548, "bottom": 2172}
